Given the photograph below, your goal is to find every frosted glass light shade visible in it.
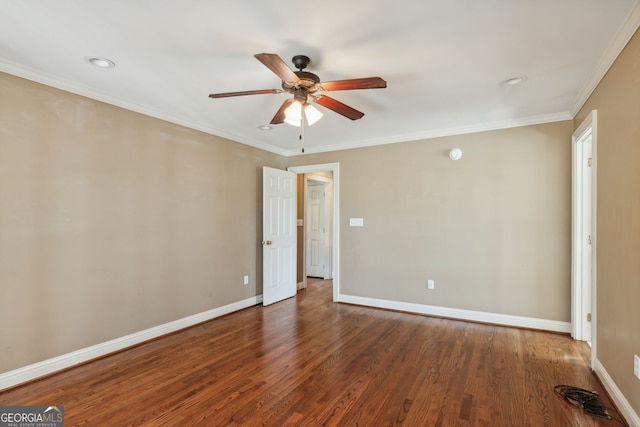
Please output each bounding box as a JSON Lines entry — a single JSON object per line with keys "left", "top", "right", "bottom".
{"left": 284, "top": 101, "right": 302, "bottom": 126}
{"left": 304, "top": 104, "right": 323, "bottom": 126}
{"left": 284, "top": 102, "right": 324, "bottom": 127}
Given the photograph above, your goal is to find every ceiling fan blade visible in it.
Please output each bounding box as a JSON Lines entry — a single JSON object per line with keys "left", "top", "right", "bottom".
{"left": 254, "top": 53, "right": 300, "bottom": 84}
{"left": 208, "top": 89, "right": 282, "bottom": 98}
{"left": 318, "top": 77, "right": 387, "bottom": 92}
{"left": 270, "top": 99, "right": 294, "bottom": 124}
{"left": 314, "top": 95, "right": 364, "bottom": 120}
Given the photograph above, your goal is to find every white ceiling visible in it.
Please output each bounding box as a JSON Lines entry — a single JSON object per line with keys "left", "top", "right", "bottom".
{"left": 1, "top": 1, "right": 638, "bottom": 156}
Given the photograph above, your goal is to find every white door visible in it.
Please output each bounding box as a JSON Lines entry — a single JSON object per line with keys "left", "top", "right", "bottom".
{"left": 580, "top": 136, "right": 593, "bottom": 343}
{"left": 306, "top": 182, "right": 326, "bottom": 278}
{"left": 571, "top": 111, "right": 597, "bottom": 347}
{"left": 262, "top": 167, "right": 297, "bottom": 306}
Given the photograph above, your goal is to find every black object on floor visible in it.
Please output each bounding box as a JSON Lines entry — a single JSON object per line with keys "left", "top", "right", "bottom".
{"left": 553, "top": 385, "right": 627, "bottom": 426}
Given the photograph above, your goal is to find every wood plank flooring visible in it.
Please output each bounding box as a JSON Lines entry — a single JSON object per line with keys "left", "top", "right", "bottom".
{"left": 0, "top": 279, "right": 623, "bottom": 426}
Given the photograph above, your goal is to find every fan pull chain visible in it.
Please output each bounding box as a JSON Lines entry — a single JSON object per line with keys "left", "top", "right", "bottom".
{"left": 300, "top": 108, "right": 305, "bottom": 153}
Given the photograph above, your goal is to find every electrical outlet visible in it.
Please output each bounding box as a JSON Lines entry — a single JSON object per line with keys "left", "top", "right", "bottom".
{"left": 243, "top": 275, "right": 249, "bottom": 285}
{"left": 634, "top": 354, "right": 640, "bottom": 379}
{"left": 427, "top": 279, "right": 435, "bottom": 290}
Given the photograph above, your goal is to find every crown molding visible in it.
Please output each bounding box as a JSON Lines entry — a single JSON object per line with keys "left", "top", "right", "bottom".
{"left": 0, "top": 59, "right": 291, "bottom": 156}
{"left": 570, "top": 1, "right": 640, "bottom": 117}
{"left": 285, "top": 111, "right": 573, "bottom": 156}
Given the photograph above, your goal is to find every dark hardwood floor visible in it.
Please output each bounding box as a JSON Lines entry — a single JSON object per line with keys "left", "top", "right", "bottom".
{"left": 0, "top": 279, "right": 623, "bottom": 426}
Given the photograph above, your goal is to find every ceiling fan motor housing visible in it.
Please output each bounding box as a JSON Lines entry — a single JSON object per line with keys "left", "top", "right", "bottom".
{"left": 280, "top": 55, "right": 321, "bottom": 93}
{"left": 283, "top": 71, "right": 320, "bottom": 92}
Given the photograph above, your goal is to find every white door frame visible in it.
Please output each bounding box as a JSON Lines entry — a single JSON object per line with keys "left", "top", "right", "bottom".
{"left": 288, "top": 163, "right": 340, "bottom": 302}
{"left": 571, "top": 110, "right": 597, "bottom": 367}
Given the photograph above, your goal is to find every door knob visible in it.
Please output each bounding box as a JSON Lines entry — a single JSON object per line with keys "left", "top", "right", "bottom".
{"left": 262, "top": 240, "right": 272, "bottom": 245}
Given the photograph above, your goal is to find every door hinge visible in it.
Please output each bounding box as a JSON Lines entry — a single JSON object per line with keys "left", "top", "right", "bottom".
{"left": 587, "top": 313, "right": 592, "bottom": 322}
{"left": 587, "top": 157, "right": 593, "bottom": 167}
{"left": 587, "top": 235, "right": 592, "bottom": 245}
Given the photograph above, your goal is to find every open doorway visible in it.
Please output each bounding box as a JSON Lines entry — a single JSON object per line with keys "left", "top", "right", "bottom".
{"left": 305, "top": 173, "right": 333, "bottom": 280}
{"left": 288, "top": 163, "right": 340, "bottom": 302}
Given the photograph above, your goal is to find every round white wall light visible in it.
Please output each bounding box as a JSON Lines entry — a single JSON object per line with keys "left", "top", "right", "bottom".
{"left": 449, "top": 148, "right": 462, "bottom": 160}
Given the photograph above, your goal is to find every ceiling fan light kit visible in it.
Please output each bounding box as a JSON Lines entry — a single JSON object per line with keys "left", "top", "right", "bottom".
{"left": 209, "top": 53, "right": 387, "bottom": 147}
{"left": 284, "top": 102, "right": 323, "bottom": 127}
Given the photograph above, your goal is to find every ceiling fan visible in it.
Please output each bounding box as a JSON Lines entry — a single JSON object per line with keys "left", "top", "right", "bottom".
{"left": 208, "top": 53, "right": 387, "bottom": 127}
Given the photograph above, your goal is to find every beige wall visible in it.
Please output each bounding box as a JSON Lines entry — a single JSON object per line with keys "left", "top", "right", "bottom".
{"left": 575, "top": 29, "right": 640, "bottom": 414}
{"left": 289, "top": 120, "right": 573, "bottom": 320}
{"left": 0, "top": 72, "right": 285, "bottom": 373}
{"left": 0, "top": 69, "right": 575, "bottom": 383}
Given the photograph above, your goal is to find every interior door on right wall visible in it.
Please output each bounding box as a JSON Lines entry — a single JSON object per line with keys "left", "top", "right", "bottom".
{"left": 580, "top": 135, "right": 593, "bottom": 344}
{"left": 571, "top": 111, "right": 596, "bottom": 348}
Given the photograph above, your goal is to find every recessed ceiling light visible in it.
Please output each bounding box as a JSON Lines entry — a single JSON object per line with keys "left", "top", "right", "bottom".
{"left": 258, "top": 125, "right": 272, "bottom": 131}
{"left": 500, "top": 76, "right": 527, "bottom": 86}
{"left": 85, "top": 56, "right": 115, "bottom": 68}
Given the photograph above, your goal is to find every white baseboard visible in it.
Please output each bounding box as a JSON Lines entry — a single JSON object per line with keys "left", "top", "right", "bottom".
{"left": 338, "top": 294, "right": 571, "bottom": 333}
{"left": 0, "top": 295, "right": 262, "bottom": 391}
{"left": 594, "top": 358, "right": 640, "bottom": 426}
